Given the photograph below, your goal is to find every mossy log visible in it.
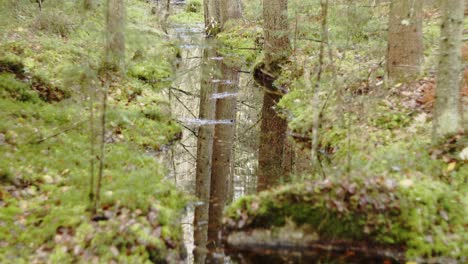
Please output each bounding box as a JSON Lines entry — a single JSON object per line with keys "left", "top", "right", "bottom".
{"left": 223, "top": 177, "right": 467, "bottom": 262}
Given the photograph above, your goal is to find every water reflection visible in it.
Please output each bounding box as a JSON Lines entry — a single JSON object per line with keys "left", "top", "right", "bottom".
{"left": 211, "top": 92, "right": 239, "bottom": 99}
{"left": 211, "top": 79, "right": 235, "bottom": 85}
{"left": 180, "top": 118, "right": 235, "bottom": 126}
{"left": 165, "top": 16, "right": 261, "bottom": 263}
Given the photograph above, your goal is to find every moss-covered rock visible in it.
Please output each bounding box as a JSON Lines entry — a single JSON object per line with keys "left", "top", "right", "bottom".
{"left": 224, "top": 177, "right": 467, "bottom": 261}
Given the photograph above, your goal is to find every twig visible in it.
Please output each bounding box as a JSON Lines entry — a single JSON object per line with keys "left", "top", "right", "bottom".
{"left": 310, "top": 0, "right": 329, "bottom": 175}
{"left": 94, "top": 76, "right": 110, "bottom": 214}
{"left": 170, "top": 86, "right": 199, "bottom": 97}
{"left": 175, "top": 120, "right": 198, "bottom": 137}
{"left": 32, "top": 120, "right": 86, "bottom": 144}
{"left": 179, "top": 142, "right": 197, "bottom": 161}
{"left": 89, "top": 91, "right": 96, "bottom": 203}
{"left": 172, "top": 92, "right": 198, "bottom": 118}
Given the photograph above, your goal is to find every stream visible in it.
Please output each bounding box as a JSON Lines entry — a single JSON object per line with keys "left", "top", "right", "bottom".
{"left": 162, "top": 18, "right": 262, "bottom": 263}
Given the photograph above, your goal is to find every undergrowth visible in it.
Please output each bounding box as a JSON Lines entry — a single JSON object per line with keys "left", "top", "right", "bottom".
{"left": 0, "top": 0, "right": 187, "bottom": 262}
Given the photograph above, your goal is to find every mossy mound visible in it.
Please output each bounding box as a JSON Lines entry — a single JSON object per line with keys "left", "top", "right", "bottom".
{"left": 224, "top": 177, "right": 467, "bottom": 261}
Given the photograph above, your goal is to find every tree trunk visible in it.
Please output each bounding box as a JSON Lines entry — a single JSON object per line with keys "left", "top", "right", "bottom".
{"left": 161, "top": 0, "right": 171, "bottom": 33}
{"left": 207, "top": 0, "right": 243, "bottom": 251}
{"left": 257, "top": 0, "right": 290, "bottom": 192}
{"left": 387, "top": 0, "right": 423, "bottom": 81}
{"left": 207, "top": 63, "right": 240, "bottom": 248}
{"left": 263, "top": 0, "right": 290, "bottom": 70}
{"left": 433, "top": 0, "right": 464, "bottom": 141}
{"left": 257, "top": 93, "right": 288, "bottom": 191}
{"left": 105, "top": 0, "right": 125, "bottom": 72}
{"left": 204, "top": 0, "right": 221, "bottom": 36}
{"left": 463, "top": 45, "right": 468, "bottom": 133}
{"left": 84, "top": 0, "right": 92, "bottom": 10}
{"left": 194, "top": 3, "right": 221, "bottom": 263}
{"left": 219, "top": 0, "right": 242, "bottom": 29}
{"left": 193, "top": 44, "right": 218, "bottom": 264}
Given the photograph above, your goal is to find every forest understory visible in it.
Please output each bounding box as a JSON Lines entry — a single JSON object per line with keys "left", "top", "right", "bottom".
{"left": 0, "top": 0, "right": 467, "bottom": 264}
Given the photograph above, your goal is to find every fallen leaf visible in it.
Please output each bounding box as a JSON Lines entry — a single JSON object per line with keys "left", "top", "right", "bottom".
{"left": 446, "top": 162, "right": 456, "bottom": 172}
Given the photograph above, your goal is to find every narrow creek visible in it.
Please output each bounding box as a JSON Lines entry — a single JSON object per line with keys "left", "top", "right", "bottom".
{"left": 161, "top": 18, "right": 262, "bottom": 263}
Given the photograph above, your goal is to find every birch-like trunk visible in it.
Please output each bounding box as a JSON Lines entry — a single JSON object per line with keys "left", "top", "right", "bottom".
{"left": 193, "top": 2, "right": 221, "bottom": 262}
{"left": 387, "top": 0, "right": 423, "bottom": 81}
{"left": 193, "top": 44, "right": 218, "bottom": 264}
{"left": 433, "top": 0, "right": 464, "bottom": 141}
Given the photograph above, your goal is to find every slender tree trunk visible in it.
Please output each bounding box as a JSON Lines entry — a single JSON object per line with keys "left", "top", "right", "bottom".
{"left": 105, "top": 0, "right": 125, "bottom": 72}
{"left": 207, "top": 64, "right": 240, "bottom": 248}
{"left": 204, "top": 0, "right": 221, "bottom": 36}
{"left": 84, "top": 0, "right": 92, "bottom": 10}
{"left": 219, "top": 0, "right": 242, "bottom": 29}
{"left": 193, "top": 44, "right": 218, "bottom": 264}
{"left": 206, "top": 0, "right": 243, "bottom": 250}
{"left": 94, "top": 0, "right": 125, "bottom": 214}
{"left": 433, "top": 0, "right": 464, "bottom": 141}
{"left": 257, "top": 0, "right": 290, "bottom": 192}
{"left": 161, "top": 0, "right": 171, "bottom": 33}
{"left": 387, "top": 0, "right": 423, "bottom": 81}
{"left": 463, "top": 45, "right": 468, "bottom": 133}
{"left": 193, "top": 1, "right": 221, "bottom": 261}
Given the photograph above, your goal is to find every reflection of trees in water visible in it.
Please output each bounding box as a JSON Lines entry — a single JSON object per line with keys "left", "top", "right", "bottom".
{"left": 163, "top": 19, "right": 261, "bottom": 262}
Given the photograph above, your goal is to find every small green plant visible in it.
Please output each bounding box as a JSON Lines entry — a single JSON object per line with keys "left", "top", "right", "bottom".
{"left": 185, "top": 0, "right": 202, "bottom": 13}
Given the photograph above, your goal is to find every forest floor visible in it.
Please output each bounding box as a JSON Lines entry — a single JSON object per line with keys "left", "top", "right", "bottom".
{"left": 0, "top": 1, "right": 189, "bottom": 263}
{"left": 0, "top": 1, "right": 466, "bottom": 263}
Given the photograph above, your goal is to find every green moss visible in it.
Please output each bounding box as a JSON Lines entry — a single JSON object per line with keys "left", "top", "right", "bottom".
{"left": 0, "top": 0, "right": 187, "bottom": 262}
{"left": 128, "top": 61, "right": 172, "bottom": 84}
{"left": 0, "top": 73, "right": 40, "bottom": 102}
{"left": 225, "top": 177, "right": 467, "bottom": 259}
{"left": 168, "top": 12, "right": 204, "bottom": 24}
{"left": 217, "top": 25, "right": 262, "bottom": 68}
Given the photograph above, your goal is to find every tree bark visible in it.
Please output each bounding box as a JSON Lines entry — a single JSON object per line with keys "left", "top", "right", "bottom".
{"left": 207, "top": 0, "right": 243, "bottom": 251}
{"left": 193, "top": 3, "right": 223, "bottom": 263}
{"left": 207, "top": 63, "right": 240, "bottom": 248}
{"left": 257, "top": 93, "right": 288, "bottom": 191}
{"left": 193, "top": 44, "right": 218, "bottom": 264}
{"left": 263, "top": 0, "right": 290, "bottom": 71}
{"left": 84, "top": 0, "right": 92, "bottom": 10}
{"left": 257, "top": 0, "right": 290, "bottom": 192}
{"left": 387, "top": 0, "right": 423, "bottom": 81}
{"left": 105, "top": 0, "right": 125, "bottom": 72}
{"left": 433, "top": 0, "right": 464, "bottom": 141}
{"left": 204, "top": 0, "right": 221, "bottom": 36}
{"left": 219, "top": 0, "right": 242, "bottom": 29}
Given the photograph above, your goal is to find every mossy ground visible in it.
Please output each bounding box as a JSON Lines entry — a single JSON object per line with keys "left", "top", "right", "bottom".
{"left": 0, "top": 0, "right": 187, "bottom": 262}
